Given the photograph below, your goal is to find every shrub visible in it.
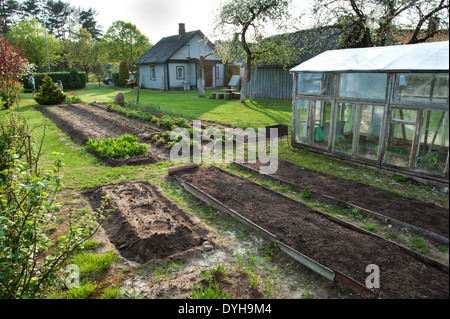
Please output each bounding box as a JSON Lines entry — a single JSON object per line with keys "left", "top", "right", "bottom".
{"left": 68, "top": 70, "right": 81, "bottom": 89}
{"left": 34, "top": 75, "right": 66, "bottom": 105}
{"left": 0, "top": 112, "right": 34, "bottom": 172}
{"left": 0, "top": 79, "right": 24, "bottom": 109}
{"left": 0, "top": 151, "right": 110, "bottom": 299}
{"left": 20, "top": 72, "right": 87, "bottom": 92}
{"left": 86, "top": 134, "right": 149, "bottom": 159}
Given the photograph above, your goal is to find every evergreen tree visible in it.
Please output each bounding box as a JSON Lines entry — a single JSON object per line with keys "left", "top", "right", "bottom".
{"left": 34, "top": 75, "right": 66, "bottom": 105}
{"left": 20, "top": 0, "right": 42, "bottom": 21}
{"left": 80, "top": 8, "right": 102, "bottom": 41}
{"left": 118, "top": 61, "right": 129, "bottom": 87}
{"left": 0, "top": 0, "right": 20, "bottom": 33}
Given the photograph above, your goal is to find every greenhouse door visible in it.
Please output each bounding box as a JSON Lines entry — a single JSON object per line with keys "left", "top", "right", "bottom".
{"left": 383, "top": 108, "right": 422, "bottom": 169}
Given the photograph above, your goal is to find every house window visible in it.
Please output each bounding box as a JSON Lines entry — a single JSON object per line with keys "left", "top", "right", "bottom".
{"left": 215, "top": 66, "right": 220, "bottom": 79}
{"left": 150, "top": 66, "right": 156, "bottom": 81}
{"left": 176, "top": 66, "right": 185, "bottom": 80}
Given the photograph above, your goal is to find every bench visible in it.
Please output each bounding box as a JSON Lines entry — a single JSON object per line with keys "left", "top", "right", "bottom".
{"left": 210, "top": 92, "right": 233, "bottom": 100}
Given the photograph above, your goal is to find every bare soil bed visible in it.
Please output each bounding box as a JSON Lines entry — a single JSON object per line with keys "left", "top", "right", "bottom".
{"left": 174, "top": 165, "right": 449, "bottom": 299}
{"left": 81, "top": 181, "right": 272, "bottom": 299}
{"left": 82, "top": 181, "right": 214, "bottom": 263}
{"left": 38, "top": 103, "right": 170, "bottom": 165}
{"left": 241, "top": 160, "right": 449, "bottom": 240}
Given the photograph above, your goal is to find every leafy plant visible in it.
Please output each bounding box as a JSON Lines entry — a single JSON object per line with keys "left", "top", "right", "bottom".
{"left": 86, "top": 134, "right": 148, "bottom": 159}
{"left": 0, "top": 151, "right": 111, "bottom": 299}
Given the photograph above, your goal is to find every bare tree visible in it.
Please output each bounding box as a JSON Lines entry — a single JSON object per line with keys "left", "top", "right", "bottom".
{"left": 212, "top": 0, "right": 292, "bottom": 102}
{"left": 311, "top": 0, "right": 449, "bottom": 47}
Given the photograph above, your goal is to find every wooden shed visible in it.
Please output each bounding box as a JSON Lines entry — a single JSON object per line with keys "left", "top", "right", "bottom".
{"left": 290, "top": 41, "right": 449, "bottom": 185}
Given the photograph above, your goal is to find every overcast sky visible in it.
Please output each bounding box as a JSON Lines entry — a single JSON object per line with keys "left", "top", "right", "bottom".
{"left": 67, "top": 0, "right": 226, "bottom": 44}
{"left": 66, "top": 0, "right": 308, "bottom": 44}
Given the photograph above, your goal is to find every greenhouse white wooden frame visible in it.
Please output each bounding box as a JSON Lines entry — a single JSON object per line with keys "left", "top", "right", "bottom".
{"left": 290, "top": 41, "right": 449, "bottom": 185}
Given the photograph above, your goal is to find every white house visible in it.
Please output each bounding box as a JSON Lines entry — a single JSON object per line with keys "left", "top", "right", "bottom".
{"left": 135, "top": 24, "right": 225, "bottom": 91}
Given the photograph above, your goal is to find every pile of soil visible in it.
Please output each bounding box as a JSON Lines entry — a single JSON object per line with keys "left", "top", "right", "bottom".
{"left": 83, "top": 181, "right": 214, "bottom": 263}
{"left": 174, "top": 166, "right": 449, "bottom": 299}
{"left": 242, "top": 160, "right": 449, "bottom": 240}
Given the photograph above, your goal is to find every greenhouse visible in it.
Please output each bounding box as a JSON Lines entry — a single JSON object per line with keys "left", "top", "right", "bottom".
{"left": 290, "top": 41, "right": 449, "bottom": 184}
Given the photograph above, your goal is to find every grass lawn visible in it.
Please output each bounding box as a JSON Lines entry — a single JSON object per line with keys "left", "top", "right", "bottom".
{"left": 70, "top": 86, "right": 292, "bottom": 129}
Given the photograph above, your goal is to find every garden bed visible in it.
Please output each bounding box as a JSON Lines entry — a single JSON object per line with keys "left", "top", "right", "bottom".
{"left": 239, "top": 160, "right": 449, "bottom": 241}
{"left": 82, "top": 181, "right": 214, "bottom": 263}
{"left": 172, "top": 165, "right": 449, "bottom": 299}
{"left": 37, "top": 104, "right": 169, "bottom": 166}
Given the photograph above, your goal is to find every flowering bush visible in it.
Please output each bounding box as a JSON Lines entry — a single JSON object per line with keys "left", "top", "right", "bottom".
{"left": 65, "top": 92, "right": 82, "bottom": 104}
{"left": 0, "top": 35, "right": 29, "bottom": 109}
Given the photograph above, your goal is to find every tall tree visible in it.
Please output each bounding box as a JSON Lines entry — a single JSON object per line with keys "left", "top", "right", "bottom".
{"left": 6, "top": 19, "right": 62, "bottom": 71}
{"left": 44, "top": 0, "right": 70, "bottom": 40}
{"left": 213, "top": 0, "right": 292, "bottom": 102}
{"left": 0, "top": 0, "right": 19, "bottom": 34}
{"left": 66, "top": 28, "right": 97, "bottom": 81}
{"left": 101, "top": 20, "right": 151, "bottom": 68}
{"left": 20, "top": 0, "right": 42, "bottom": 21}
{"left": 311, "top": 0, "right": 450, "bottom": 47}
{"left": 79, "top": 8, "right": 102, "bottom": 41}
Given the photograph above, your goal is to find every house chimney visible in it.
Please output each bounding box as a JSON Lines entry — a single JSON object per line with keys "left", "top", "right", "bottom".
{"left": 179, "top": 23, "right": 186, "bottom": 37}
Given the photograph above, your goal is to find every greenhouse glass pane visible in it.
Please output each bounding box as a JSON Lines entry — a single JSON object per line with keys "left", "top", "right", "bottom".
{"left": 295, "top": 99, "right": 310, "bottom": 144}
{"left": 334, "top": 103, "right": 355, "bottom": 155}
{"left": 312, "top": 101, "right": 332, "bottom": 150}
{"left": 384, "top": 109, "right": 417, "bottom": 168}
{"left": 298, "top": 73, "right": 330, "bottom": 95}
{"left": 357, "top": 105, "right": 384, "bottom": 161}
{"left": 339, "top": 73, "right": 387, "bottom": 100}
{"left": 416, "top": 110, "right": 449, "bottom": 175}
{"left": 394, "top": 73, "right": 449, "bottom": 104}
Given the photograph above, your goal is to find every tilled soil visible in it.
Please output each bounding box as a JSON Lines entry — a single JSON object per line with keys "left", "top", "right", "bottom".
{"left": 82, "top": 181, "right": 214, "bottom": 263}
{"left": 38, "top": 104, "right": 169, "bottom": 165}
{"left": 174, "top": 166, "right": 449, "bottom": 299}
{"left": 241, "top": 160, "right": 449, "bottom": 240}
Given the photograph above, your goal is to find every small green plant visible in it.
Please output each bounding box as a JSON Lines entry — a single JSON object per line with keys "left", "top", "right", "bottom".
{"left": 86, "top": 134, "right": 148, "bottom": 159}
{"left": 99, "top": 286, "right": 120, "bottom": 299}
{"left": 188, "top": 281, "right": 232, "bottom": 299}
{"left": 66, "top": 282, "right": 97, "bottom": 299}
{"left": 300, "top": 188, "right": 311, "bottom": 200}
{"left": 68, "top": 250, "right": 118, "bottom": 280}
{"left": 264, "top": 273, "right": 282, "bottom": 298}
{"left": 410, "top": 237, "right": 428, "bottom": 254}
{"left": 247, "top": 266, "right": 261, "bottom": 290}
{"left": 361, "top": 224, "right": 378, "bottom": 233}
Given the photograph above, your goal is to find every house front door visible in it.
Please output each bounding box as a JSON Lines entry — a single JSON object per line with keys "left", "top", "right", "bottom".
{"left": 204, "top": 63, "right": 213, "bottom": 88}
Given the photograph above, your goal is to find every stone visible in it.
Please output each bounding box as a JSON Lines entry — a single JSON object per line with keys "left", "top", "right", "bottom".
{"left": 115, "top": 92, "right": 125, "bottom": 106}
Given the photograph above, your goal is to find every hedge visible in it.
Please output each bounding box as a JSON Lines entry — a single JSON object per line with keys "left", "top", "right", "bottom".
{"left": 20, "top": 71, "right": 86, "bottom": 92}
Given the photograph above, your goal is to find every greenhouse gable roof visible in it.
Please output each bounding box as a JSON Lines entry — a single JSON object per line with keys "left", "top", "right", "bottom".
{"left": 290, "top": 41, "right": 449, "bottom": 73}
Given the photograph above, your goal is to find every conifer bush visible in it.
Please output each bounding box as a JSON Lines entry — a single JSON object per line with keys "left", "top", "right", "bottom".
{"left": 34, "top": 75, "right": 66, "bottom": 105}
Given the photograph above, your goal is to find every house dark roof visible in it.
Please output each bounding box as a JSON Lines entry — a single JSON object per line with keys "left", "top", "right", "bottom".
{"left": 136, "top": 30, "right": 212, "bottom": 64}
{"left": 257, "top": 25, "right": 360, "bottom": 68}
